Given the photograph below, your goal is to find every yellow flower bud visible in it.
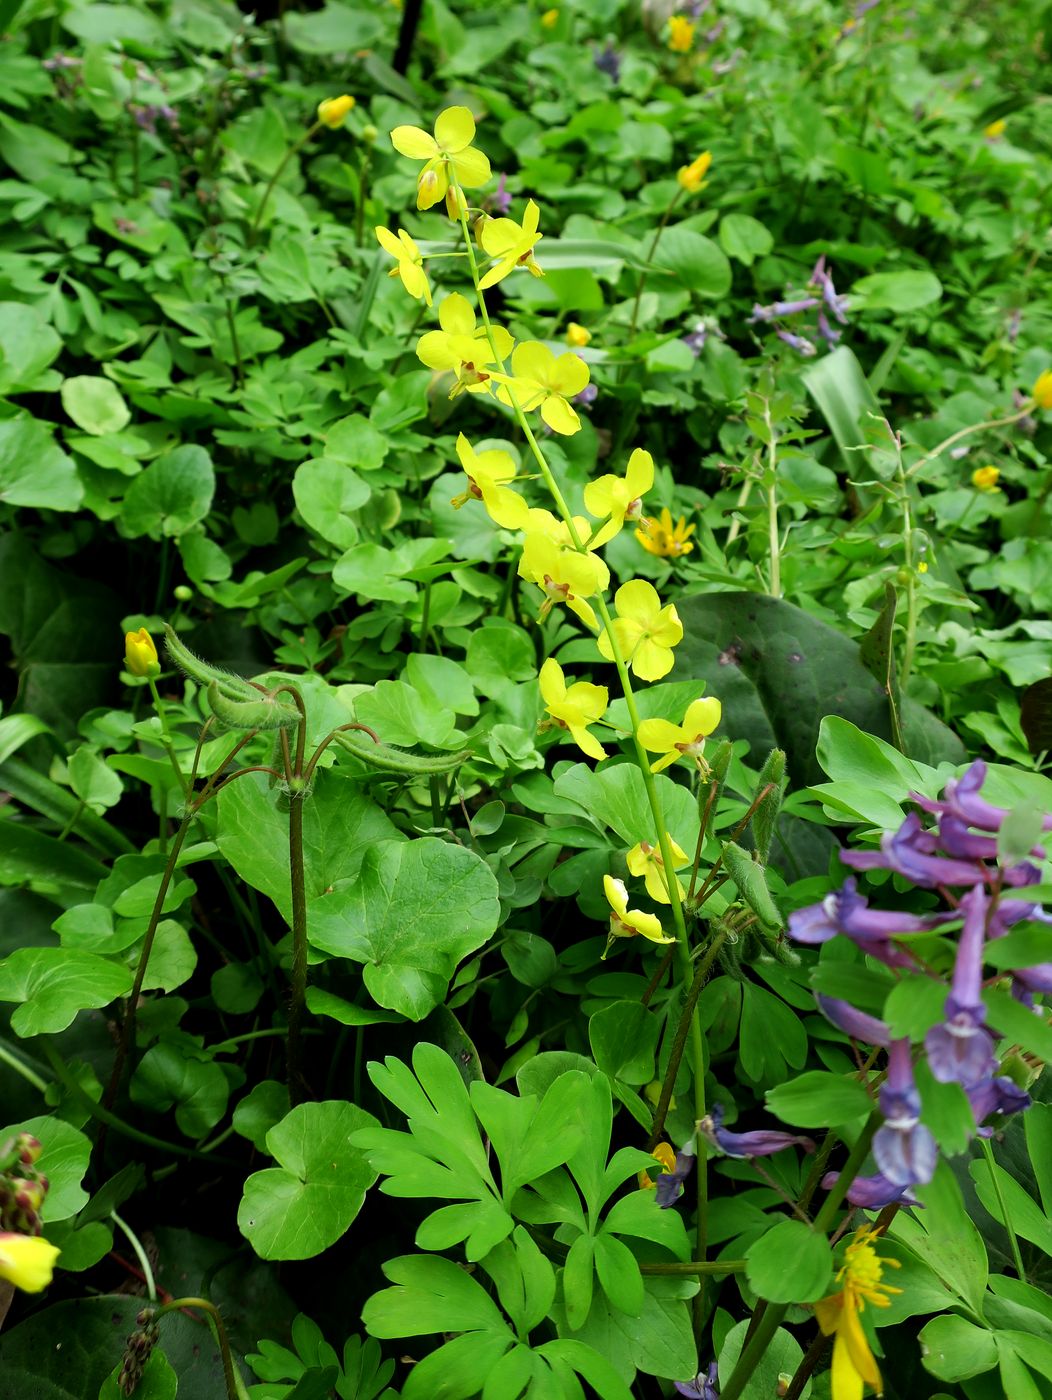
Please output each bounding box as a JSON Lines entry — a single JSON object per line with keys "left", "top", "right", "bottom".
{"left": 983, "top": 118, "right": 1006, "bottom": 140}
{"left": 0, "top": 1232, "right": 60, "bottom": 1293}
{"left": 445, "top": 184, "right": 469, "bottom": 221}
{"left": 677, "top": 151, "right": 712, "bottom": 193}
{"left": 971, "top": 465, "right": 1000, "bottom": 492}
{"left": 541, "top": 7, "right": 559, "bottom": 26}
{"left": 1033, "top": 370, "right": 1052, "bottom": 410}
{"left": 566, "top": 322, "right": 591, "bottom": 348}
{"left": 124, "top": 627, "right": 160, "bottom": 679}
{"left": 317, "top": 94, "right": 355, "bottom": 129}
{"left": 668, "top": 15, "right": 694, "bottom": 52}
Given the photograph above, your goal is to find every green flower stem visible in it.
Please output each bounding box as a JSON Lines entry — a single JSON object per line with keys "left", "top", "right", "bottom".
{"left": 979, "top": 1135, "right": 1027, "bottom": 1283}
{"left": 626, "top": 188, "right": 683, "bottom": 349}
{"left": 147, "top": 676, "right": 190, "bottom": 806}
{"left": 903, "top": 403, "right": 1035, "bottom": 481}
{"left": 0, "top": 1040, "right": 48, "bottom": 1093}
{"left": 111, "top": 1211, "right": 157, "bottom": 1302}
{"left": 156, "top": 1298, "right": 248, "bottom": 1400}
{"left": 249, "top": 121, "right": 322, "bottom": 241}
{"left": 762, "top": 395, "right": 781, "bottom": 599}
{"left": 640, "top": 1259, "right": 747, "bottom": 1276}
{"left": 273, "top": 687, "right": 309, "bottom": 1104}
{"left": 718, "top": 1112, "right": 880, "bottom": 1400}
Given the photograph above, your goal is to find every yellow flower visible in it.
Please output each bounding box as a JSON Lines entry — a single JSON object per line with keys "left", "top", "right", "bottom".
{"left": 452, "top": 434, "right": 528, "bottom": 530}
{"left": 374, "top": 227, "right": 432, "bottom": 306}
{"left": 637, "top": 507, "right": 696, "bottom": 558}
{"left": 519, "top": 531, "right": 609, "bottom": 632}
{"left": 389, "top": 106, "right": 492, "bottom": 211}
{"left": 971, "top": 465, "right": 1000, "bottom": 493}
{"left": 639, "top": 1141, "right": 678, "bottom": 1189}
{"left": 0, "top": 1232, "right": 61, "bottom": 1293}
{"left": 539, "top": 658, "right": 608, "bottom": 761}
{"left": 626, "top": 836, "right": 689, "bottom": 904}
{"left": 584, "top": 448, "right": 655, "bottom": 548}
{"left": 814, "top": 1226, "right": 901, "bottom": 1400}
{"left": 668, "top": 15, "right": 694, "bottom": 51}
{"left": 917, "top": 560, "right": 928, "bottom": 574}
{"left": 496, "top": 341, "right": 590, "bottom": 436}
{"left": 603, "top": 875, "right": 674, "bottom": 949}
{"left": 677, "top": 151, "right": 712, "bottom": 194}
{"left": 416, "top": 293, "right": 513, "bottom": 397}
{"left": 566, "top": 322, "right": 591, "bottom": 348}
{"left": 1033, "top": 370, "right": 1052, "bottom": 409}
{"left": 983, "top": 118, "right": 1006, "bottom": 140}
{"left": 317, "top": 94, "right": 355, "bottom": 129}
{"left": 637, "top": 696, "right": 722, "bottom": 774}
{"left": 479, "top": 200, "right": 544, "bottom": 290}
{"left": 541, "top": 6, "right": 559, "bottom": 26}
{"left": 598, "top": 580, "right": 683, "bottom": 681}
{"left": 124, "top": 627, "right": 160, "bottom": 679}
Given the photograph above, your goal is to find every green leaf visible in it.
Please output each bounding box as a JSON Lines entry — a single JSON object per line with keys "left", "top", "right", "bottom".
{"left": 99, "top": 1349, "right": 178, "bottom": 1400}
{"left": 293, "top": 457, "right": 370, "bottom": 550}
{"left": 2, "top": 1114, "right": 91, "bottom": 1221}
{"left": 238, "top": 1101, "right": 379, "bottom": 1260}
{"left": 0, "top": 414, "right": 82, "bottom": 511}
{"left": 589, "top": 1001, "right": 660, "bottom": 1086}
{"left": 801, "top": 344, "right": 880, "bottom": 474}
{"left": 891, "top": 1160, "right": 988, "bottom": 1316}
{"left": 918, "top": 1314, "right": 997, "bottom": 1381}
{"left": 851, "top": 269, "right": 942, "bottom": 311}
{"left": 969, "top": 1158, "right": 1052, "bottom": 1255}
{"left": 765, "top": 1071, "right": 872, "bottom": 1127}
{"left": 718, "top": 213, "right": 774, "bottom": 266}
{"left": 363, "top": 1253, "right": 508, "bottom": 1337}
{"left": 121, "top": 445, "right": 215, "bottom": 539}
{"left": 563, "top": 1233, "right": 595, "bottom": 1331}
{"left": 60, "top": 376, "right": 131, "bottom": 436}
{"left": 983, "top": 984, "right": 1052, "bottom": 1063}
{"left": 1025, "top": 1103, "right": 1052, "bottom": 1216}
{"left": 656, "top": 225, "right": 732, "bottom": 298}
{"left": 718, "top": 1319, "right": 804, "bottom": 1400}
{"left": 67, "top": 746, "right": 123, "bottom": 813}
{"left": 745, "top": 1220, "right": 833, "bottom": 1303}
{"left": 0, "top": 947, "right": 132, "bottom": 1035}
{"left": 594, "top": 1233, "right": 644, "bottom": 1317}
{"left": 0, "top": 302, "right": 62, "bottom": 395}
{"left": 130, "top": 1041, "right": 230, "bottom": 1138}
{"left": 231, "top": 1079, "right": 289, "bottom": 1153}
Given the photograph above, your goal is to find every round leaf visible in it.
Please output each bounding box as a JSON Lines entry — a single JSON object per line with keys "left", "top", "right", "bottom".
{"left": 0, "top": 947, "right": 132, "bottom": 1036}
{"left": 121, "top": 445, "right": 215, "bottom": 539}
{"left": 745, "top": 1220, "right": 833, "bottom": 1303}
{"left": 293, "top": 457, "right": 370, "bottom": 549}
{"left": 0, "top": 414, "right": 83, "bottom": 511}
{"left": 60, "top": 376, "right": 131, "bottom": 436}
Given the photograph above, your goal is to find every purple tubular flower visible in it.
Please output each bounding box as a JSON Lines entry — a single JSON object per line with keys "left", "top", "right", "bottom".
{"left": 749, "top": 297, "right": 821, "bottom": 322}
{"left": 910, "top": 760, "right": 1052, "bottom": 834}
{"left": 675, "top": 1362, "right": 719, "bottom": 1399}
{"left": 873, "top": 1039, "right": 938, "bottom": 1187}
{"left": 816, "top": 310, "right": 842, "bottom": 347}
{"left": 655, "top": 1148, "right": 695, "bottom": 1208}
{"left": 699, "top": 1106, "right": 815, "bottom": 1160}
{"left": 925, "top": 886, "right": 998, "bottom": 1087}
{"left": 817, "top": 995, "right": 892, "bottom": 1047}
{"left": 842, "top": 813, "right": 987, "bottom": 888}
{"left": 967, "top": 1076, "right": 1031, "bottom": 1131}
{"left": 788, "top": 878, "right": 948, "bottom": 966}
{"left": 775, "top": 329, "right": 816, "bottom": 356}
{"left": 573, "top": 383, "right": 598, "bottom": 407}
{"left": 491, "top": 173, "right": 512, "bottom": 216}
{"left": 823, "top": 1170, "right": 921, "bottom": 1209}
{"left": 594, "top": 42, "right": 621, "bottom": 81}
{"left": 810, "top": 257, "right": 850, "bottom": 324}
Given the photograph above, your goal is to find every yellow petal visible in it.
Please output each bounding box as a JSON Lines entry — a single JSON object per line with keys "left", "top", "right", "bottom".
{"left": 480, "top": 482, "right": 529, "bottom": 530}
{"left": 451, "top": 146, "right": 492, "bottom": 189}
{"left": 390, "top": 124, "right": 438, "bottom": 160}
{"left": 625, "top": 909, "right": 674, "bottom": 943}
{"left": 830, "top": 1332, "right": 865, "bottom": 1400}
{"left": 637, "top": 717, "right": 686, "bottom": 752}
{"left": 625, "top": 448, "right": 655, "bottom": 496}
{"left": 416, "top": 164, "right": 447, "bottom": 209}
{"left": 539, "top": 657, "right": 566, "bottom": 707}
{"left": 842, "top": 1299, "right": 881, "bottom": 1387}
{"left": 814, "top": 1294, "right": 844, "bottom": 1337}
{"left": 553, "top": 351, "right": 590, "bottom": 398}
{"left": 490, "top": 327, "right": 514, "bottom": 362}
{"left": 542, "top": 395, "right": 581, "bottom": 436}
{"left": 569, "top": 722, "right": 607, "bottom": 761}
{"left": 0, "top": 1233, "right": 61, "bottom": 1293}
{"left": 439, "top": 292, "right": 475, "bottom": 336}
{"left": 566, "top": 595, "right": 599, "bottom": 632}
{"left": 650, "top": 751, "right": 680, "bottom": 774}
{"left": 604, "top": 874, "right": 629, "bottom": 915}
{"left": 564, "top": 680, "right": 609, "bottom": 722}
{"left": 650, "top": 605, "right": 684, "bottom": 648}
{"left": 684, "top": 697, "right": 722, "bottom": 735}
{"left": 416, "top": 330, "right": 457, "bottom": 370}
{"left": 375, "top": 225, "right": 403, "bottom": 257}
{"left": 435, "top": 105, "right": 476, "bottom": 152}
{"left": 633, "top": 638, "right": 675, "bottom": 682}
{"left": 615, "top": 578, "right": 661, "bottom": 622}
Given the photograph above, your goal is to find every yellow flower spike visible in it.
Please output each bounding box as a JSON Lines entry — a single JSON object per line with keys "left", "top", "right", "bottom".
{"left": 1033, "top": 370, "right": 1052, "bottom": 410}
{"left": 814, "top": 1226, "right": 902, "bottom": 1400}
{"left": 389, "top": 106, "right": 492, "bottom": 211}
{"left": 566, "top": 322, "right": 591, "bottom": 348}
{"left": 0, "top": 1232, "right": 61, "bottom": 1293}
{"left": 539, "top": 658, "right": 609, "bottom": 761}
{"left": 668, "top": 14, "right": 695, "bottom": 51}
{"left": 677, "top": 151, "right": 712, "bottom": 194}
{"left": 584, "top": 448, "right": 655, "bottom": 548}
{"left": 416, "top": 293, "right": 514, "bottom": 397}
{"left": 496, "top": 340, "right": 590, "bottom": 436}
{"left": 603, "top": 875, "right": 675, "bottom": 950}
{"left": 374, "top": 227, "right": 432, "bottom": 306}
{"left": 598, "top": 579, "right": 683, "bottom": 682}
{"left": 541, "top": 7, "right": 559, "bottom": 27}
{"left": 124, "top": 627, "right": 160, "bottom": 679}
{"left": 452, "top": 434, "right": 529, "bottom": 530}
{"left": 637, "top": 696, "right": 722, "bottom": 774}
{"left": 626, "top": 836, "right": 689, "bottom": 904}
{"left": 518, "top": 531, "right": 609, "bottom": 632}
{"left": 971, "top": 465, "right": 1000, "bottom": 493}
{"left": 639, "top": 1140, "right": 678, "bottom": 1189}
{"left": 479, "top": 200, "right": 544, "bottom": 290}
{"left": 636, "top": 507, "right": 696, "bottom": 558}
{"left": 983, "top": 118, "right": 1007, "bottom": 140}
{"left": 317, "top": 94, "right": 355, "bottom": 129}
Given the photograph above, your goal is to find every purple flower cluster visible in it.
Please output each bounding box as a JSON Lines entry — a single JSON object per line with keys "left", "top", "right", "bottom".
{"left": 749, "top": 257, "right": 849, "bottom": 354}
{"left": 699, "top": 1104, "right": 816, "bottom": 1161}
{"left": 790, "top": 760, "right": 1048, "bottom": 1209}
{"left": 128, "top": 102, "right": 178, "bottom": 134}
{"left": 676, "top": 1361, "right": 719, "bottom": 1399}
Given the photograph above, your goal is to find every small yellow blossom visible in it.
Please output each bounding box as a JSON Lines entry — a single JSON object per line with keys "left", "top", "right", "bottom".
{"left": 917, "top": 560, "right": 928, "bottom": 574}
{"left": 317, "top": 94, "right": 355, "bottom": 129}
{"left": 541, "top": 7, "right": 559, "bottom": 26}
{"left": 497, "top": 341, "right": 589, "bottom": 436}
{"left": 416, "top": 293, "right": 513, "bottom": 396}
{"left": 124, "top": 627, "right": 160, "bottom": 679}
{"left": 390, "top": 106, "right": 491, "bottom": 211}
{"left": 971, "top": 465, "right": 1000, "bottom": 493}
{"left": 639, "top": 1141, "right": 677, "bottom": 1189}
{"left": 677, "top": 151, "right": 712, "bottom": 194}
{"left": 603, "top": 875, "right": 674, "bottom": 950}
{"left": 627, "top": 836, "right": 689, "bottom": 904}
{"left": 636, "top": 507, "right": 696, "bottom": 559}
{"left": 814, "top": 1226, "right": 901, "bottom": 1400}
{"left": 539, "top": 658, "right": 608, "bottom": 761}
{"left": 637, "top": 696, "right": 722, "bottom": 774}
{"left": 479, "top": 200, "right": 544, "bottom": 290}
{"left": 668, "top": 15, "right": 694, "bottom": 52}
{"left": 983, "top": 118, "right": 1006, "bottom": 140}
{"left": 1033, "top": 370, "right": 1052, "bottom": 409}
{"left": 519, "top": 532, "right": 609, "bottom": 632}
{"left": 374, "top": 227, "right": 432, "bottom": 306}
{"left": 598, "top": 580, "right": 683, "bottom": 681}
{"left": 566, "top": 322, "right": 591, "bottom": 348}
{"left": 452, "top": 434, "right": 528, "bottom": 529}
{"left": 0, "top": 1233, "right": 60, "bottom": 1293}
{"left": 584, "top": 448, "right": 655, "bottom": 548}
{"left": 521, "top": 506, "right": 600, "bottom": 551}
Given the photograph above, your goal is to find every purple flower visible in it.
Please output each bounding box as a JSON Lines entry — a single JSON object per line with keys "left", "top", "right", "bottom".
{"left": 775, "top": 329, "right": 816, "bottom": 356}
{"left": 594, "top": 43, "right": 621, "bottom": 82}
{"left": 749, "top": 298, "right": 820, "bottom": 323}
{"left": 655, "top": 1148, "right": 695, "bottom": 1207}
{"left": 810, "top": 257, "right": 850, "bottom": 324}
{"left": 699, "top": 1105, "right": 815, "bottom": 1160}
{"left": 967, "top": 1075, "right": 1031, "bottom": 1130}
{"left": 573, "top": 382, "right": 598, "bottom": 407}
{"left": 816, "top": 310, "right": 842, "bottom": 347}
{"left": 788, "top": 877, "right": 946, "bottom": 966}
{"left": 910, "top": 760, "right": 1052, "bottom": 834}
{"left": 490, "top": 174, "right": 513, "bottom": 216}
{"left": 676, "top": 1362, "right": 719, "bottom": 1399}
{"left": 822, "top": 1170, "right": 921, "bottom": 1209}
{"left": 817, "top": 995, "right": 892, "bottom": 1047}
{"left": 842, "top": 813, "right": 987, "bottom": 888}
{"left": 873, "top": 1039, "right": 938, "bottom": 1187}
{"left": 925, "top": 886, "right": 998, "bottom": 1087}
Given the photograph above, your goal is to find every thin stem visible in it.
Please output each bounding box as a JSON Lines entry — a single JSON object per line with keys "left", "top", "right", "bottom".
{"left": 250, "top": 123, "right": 320, "bottom": 241}
{"left": 111, "top": 1212, "right": 157, "bottom": 1302}
{"left": 640, "top": 1259, "right": 746, "bottom": 1276}
{"left": 157, "top": 1298, "right": 247, "bottom": 1400}
{"left": 979, "top": 1136, "right": 1027, "bottom": 1283}
{"left": 783, "top": 1328, "right": 830, "bottom": 1400}
{"left": 148, "top": 677, "right": 190, "bottom": 800}
{"left": 271, "top": 688, "right": 310, "bottom": 1104}
{"left": 0, "top": 1041, "right": 48, "bottom": 1092}
{"left": 904, "top": 403, "right": 1034, "bottom": 480}
{"left": 763, "top": 398, "right": 781, "bottom": 598}
{"left": 724, "top": 476, "right": 755, "bottom": 547}
{"left": 627, "top": 189, "right": 682, "bottom": 346}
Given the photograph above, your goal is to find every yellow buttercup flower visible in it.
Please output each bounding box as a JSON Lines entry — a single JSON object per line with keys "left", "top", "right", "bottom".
{"left": 584, "top": 448, "right": 655, "bottom": 548}
{"left": 518, "top": 532, "right": 608, "bottom": 632}
{"left": 317, "top": 94, "right": 355, "bottom": 129}
{"left": 390, "top": 106, "right": 492, "bottom": 211}
{"left": 677, "top": 152, "right": 712, "bottom": 194}
{"left": 626, "top": 836, "right": 689, "bottom": 904}
{"left": 814, "top": 1226, "right": 901, "bottom": 1400}
{"left": 0, "top": 1232, "right": 60, "bottom": 1293}
{"left": 539, "top": 658, "right": 608, "bottom": 761}
{"left": 983, "top": 118, "right": 1006, "bottom": 140}
{"left": 452, "top": 434, "right": 528, "bottom": 530}
{"left": 637, "top": 696, "right": 722, "bottom": 774}
{"left": 639, "top": 1141, "right": 678, "bottom": 1189}
{"left": 124, "top": 627, "right": 160, "bottom": 679}
{"left": 496, "top": 341, "right": 589, "bottom": 436}
{"left": 479, "top": 200, "right": 544, "bottom": 290}
{"left": 1033, "top": 370, "right": 1052, "bottom": 409}
{"left": 603, "top": 875, "right": 674, "bottom": 950}
{"left": 541, "top": 7, "right": 559, "bottom": 26}
{"left": 416, "top": 293, "right": 513, "bottom": 397}
{"left": 637, "top": 507, "right": 696, "bottom": 558}
{"left": 971, "top": 465, "right": 1000, "bottom": 493}
{"left": 598, "top": 580, "right": 683, "bottom": 681}
{"left": 374, "top": 227, "right": 432, "bottom": 306}
{"left": 566, "top": 323, "right": 591, "bottom": 348}
{"left": 668, "top": 15, "right": 694, "bottom": 52}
